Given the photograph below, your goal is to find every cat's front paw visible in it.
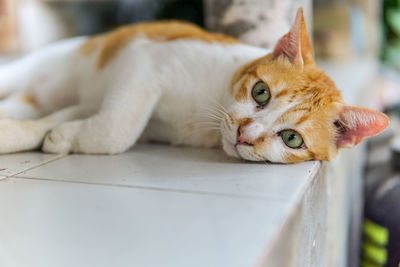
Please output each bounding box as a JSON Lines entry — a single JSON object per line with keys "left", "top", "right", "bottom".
{"left": 42, "top": 121, "right": 82, "bottom": 154}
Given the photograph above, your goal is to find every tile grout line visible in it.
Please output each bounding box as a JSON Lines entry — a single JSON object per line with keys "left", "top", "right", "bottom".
{"left": 12, "top": 175, "right": 287, "bottom": 201}
{"left": 0, "top": 154, "right": 69, "bottom": 181}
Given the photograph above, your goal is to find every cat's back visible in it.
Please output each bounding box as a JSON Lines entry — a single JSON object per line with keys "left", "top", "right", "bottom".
{"left": 80, "top": 20, "right": 241, "bottom": 70}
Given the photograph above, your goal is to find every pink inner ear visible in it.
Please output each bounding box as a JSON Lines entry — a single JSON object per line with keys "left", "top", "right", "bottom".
{"left": 272, "top": 10, "right": 302, "bottom": 65}
{"left": 336, "top": 106, "right": 390, "bottom": 148}
{"left": 273, "top": 31, "right": 302, "bottom": 65}
{"left": 272, "top": 8, "right": 314, "bottom": 66}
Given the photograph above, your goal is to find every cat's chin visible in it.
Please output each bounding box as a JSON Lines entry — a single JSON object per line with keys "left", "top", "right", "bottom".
{"left": 235, "top": 145, "right": 264, "bottom": 162}
{"left": 221, "top": 137, "right": 241, "bottom": 159}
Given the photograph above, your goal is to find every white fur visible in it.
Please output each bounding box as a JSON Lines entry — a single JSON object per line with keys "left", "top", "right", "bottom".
{"left": 0, "top": 36, "right": 269, "bottom": 155}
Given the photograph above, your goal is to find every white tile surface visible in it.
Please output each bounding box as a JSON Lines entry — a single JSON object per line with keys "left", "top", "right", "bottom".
{"left": 0, "top": 152, "right": 64, "bottom": 178}
{"left": 0, "top": 178, "right": 288, "bottom": 267}
{"left": 0, "top": 144, "right": 323, "bottom": 267}
{"left": 18, "top": 144, "right": 320, "bottom": 200}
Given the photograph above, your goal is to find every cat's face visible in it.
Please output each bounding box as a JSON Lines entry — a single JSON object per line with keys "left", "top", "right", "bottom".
{"left": 221, "top": 8, "right": 389, "bottom": 163}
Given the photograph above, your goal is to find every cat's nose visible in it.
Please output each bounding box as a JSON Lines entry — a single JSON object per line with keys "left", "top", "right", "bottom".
{"left": 236, "top": 126, "right": 254, "bottom": 146}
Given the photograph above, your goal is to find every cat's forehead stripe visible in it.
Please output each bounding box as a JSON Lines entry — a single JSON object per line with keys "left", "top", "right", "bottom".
{"left": 275, "top": 89, "right": 290, "bottom": 98}
{"left": 234, "top": 73, "right": 258, "bottom": 101}
{"left": 295, "top": 114, "right": 310, "bottom": 126}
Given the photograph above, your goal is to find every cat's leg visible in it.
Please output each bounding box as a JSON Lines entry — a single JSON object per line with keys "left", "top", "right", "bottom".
{"left": 42, "top": 81, "right": 161, "bottom": 154}
{"left": 0, "top": 92, "right": 42, "bottom": 120}
{"left": 0, "top": 105, "right": 94, "bottom": 153}
{"left": 0, "top": 38, "right": 86, "bottom": 124}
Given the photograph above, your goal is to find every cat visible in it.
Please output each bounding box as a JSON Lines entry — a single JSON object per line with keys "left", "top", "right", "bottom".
{"left": 0, "top": 8, "right": 389, "bottom": 163}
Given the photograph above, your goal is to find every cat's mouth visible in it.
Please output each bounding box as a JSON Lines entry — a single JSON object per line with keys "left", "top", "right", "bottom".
{"left": 235, "top": 141, "right": 253, "bottom": 148}
{"left": 222, "top": 136, "right": 265, "bottom": 161}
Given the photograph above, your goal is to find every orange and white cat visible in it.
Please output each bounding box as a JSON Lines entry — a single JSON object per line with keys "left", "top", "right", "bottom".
{"left": 0, "top": 8, "right": 389, "bottom": 163}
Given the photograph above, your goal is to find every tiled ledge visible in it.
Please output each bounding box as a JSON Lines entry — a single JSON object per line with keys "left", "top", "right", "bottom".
{"left": 0, "top": 145, "right": 321, "bottom": 267}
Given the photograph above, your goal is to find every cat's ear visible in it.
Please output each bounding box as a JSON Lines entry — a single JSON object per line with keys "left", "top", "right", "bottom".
{"left": 272, "top": 8, "right": 314, "bottom": 68}
{"left": 335, "top": 106, "right": 389, "bottom": 148}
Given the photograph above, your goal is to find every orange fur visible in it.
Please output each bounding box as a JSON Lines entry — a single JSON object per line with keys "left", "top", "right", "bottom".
{"left": 295, "top": 114, "right": 310, "bottom": 126}
{"left": 234, "top": 74, "right": 257, "bottom": 102}
{"left": 81, "top": 21, "right": 240, "bottom": 69}
{"left": 275, "top": 89, "right": 290, "bottom": 98}
{"left": 80, "top": 36, "right": 103, "bottom": 56}
{"left": 236, "top": 117, "right": 253, "bottom": 126}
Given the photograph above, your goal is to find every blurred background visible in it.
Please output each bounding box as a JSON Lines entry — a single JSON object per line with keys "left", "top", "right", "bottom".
{"left": 1, "top": 0, "right": 400, "bottom": 266}
{"left": 0, "top": 0, "right": 386, "bottom": 61}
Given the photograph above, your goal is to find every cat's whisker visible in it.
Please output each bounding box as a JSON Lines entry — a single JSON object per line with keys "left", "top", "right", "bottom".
{"left": 215, "top": 105, "right": 229, "bottom": 117}
{"left": 197, "top": 117, "right": 221, "bottom": 124}
{"left": 222, "top": 117, "right": 233, "bottom": 131}
{"left": 179, "top": 125, "right": 221, "bottom": 143}
{"left": 200, "top": 100, "right": 229, "bottom": 119}
{"left": 197, "top": 125, "right": 220, "bottom": 129}
{"left": 212, "top": 106, "right": 229, "bottom": 118}
{"left": 196, "top": 128, "right": 221, "bottom": 132}
{"left": 206, "top": 95, "right": 229, "bottom": 114}
{"left": 196, "top": 123, "right": 221, "bottom": 129}
{"left": 195, "top": 126, "right": 221, "bottom": 132}
{"left": 197, "top": 114, "right": 222, "bottom": 124}
{"left": 199, "top": 103, "right": 222, "bottom": 112}
{"left": 196, "top": 119, "right": 221, "bottom": 123}
{"left": 196, "top": 126, "right": 220, "bottom": 129}
{"left": 198, "top": 107, "right": 225, "bottom": 119}
{"left": 197, "top": 113, "right": 223, "bottom": 121}
{"left": 196, "top": 121, "right": 221, "bottom": 126}
{"left": 201, "top": 128, "right": 221, "bottom": 131}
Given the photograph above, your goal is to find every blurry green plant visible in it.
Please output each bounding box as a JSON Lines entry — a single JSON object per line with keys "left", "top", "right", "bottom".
{"left": 382, "top": 0, "right": 400, "bottom": 68}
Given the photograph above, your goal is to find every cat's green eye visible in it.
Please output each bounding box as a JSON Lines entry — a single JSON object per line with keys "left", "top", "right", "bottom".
{"left": 281, "top": 130, "right": 304, "bottom": 149}
{"left": 252, "top": 82, "right": 271, "bottom": 105}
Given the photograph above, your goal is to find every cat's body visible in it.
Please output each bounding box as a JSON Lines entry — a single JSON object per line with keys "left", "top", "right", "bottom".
{"left": 0, "top": 25, "right": 267, "bottom": 150}
{"left": 0, "top": 9, "right": 389, "bottom": 163}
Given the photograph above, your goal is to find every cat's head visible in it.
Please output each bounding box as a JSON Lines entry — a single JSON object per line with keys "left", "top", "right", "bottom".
{"left": 221, "top": 8, "right": 389, "bottom": 163}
